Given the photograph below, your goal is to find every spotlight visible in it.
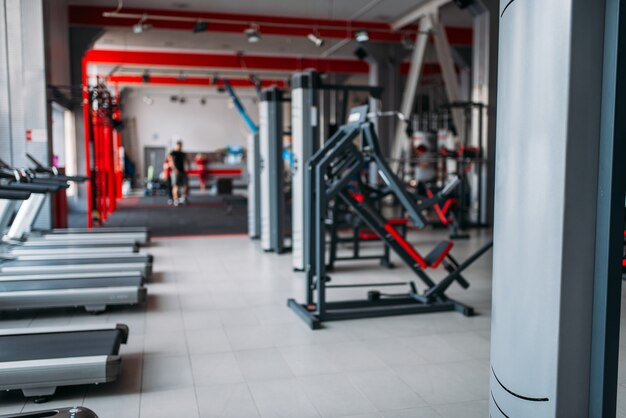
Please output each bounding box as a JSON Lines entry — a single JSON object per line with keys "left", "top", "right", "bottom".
{"left": 353, "top": 47, "right": 368, "bottom": 60}
{"left": 193, "top": 20, "right": 208, "bottom": 33}
{"left": 200, "top": 98, "right": 207, "bottom": 105}
{"left": 133, "top": 15, "right": 152, "bottom": 34}
{"left": 170, "top": 95, "right": 179, "bottom": 103}
{"left": 179, "top": 97, "right": 186, "bottom": 104}
{"left": 307, "top": 33, "right": 324, "bottom": 47}
{"left": 245, "top": 26, "right": 260, "bottom": 43}
{"left": 142, "top": 70, "right": 150, "bottom": 83}
{"left": 401, "top": 34, "right": 414, "bottom": 50}
{"left": 355, "top": 30, "right": 369, "bottom": 43}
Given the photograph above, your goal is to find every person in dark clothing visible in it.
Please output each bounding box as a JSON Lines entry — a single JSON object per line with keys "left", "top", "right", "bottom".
{"left": 168, "top": 140, "right": 188, "bottom": 205}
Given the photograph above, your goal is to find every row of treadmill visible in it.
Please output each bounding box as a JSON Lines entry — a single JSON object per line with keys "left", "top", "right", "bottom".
{"left": 249, "top": 70, "right": 493, "bottom": 330}
{"left": 0, "top": 156, "right": 153, "bottom": 417}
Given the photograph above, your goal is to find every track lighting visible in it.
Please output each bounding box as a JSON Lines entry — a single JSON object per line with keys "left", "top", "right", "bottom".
{"left": 354, "top": 47, "right": 368, "bottom": 60}
{"left": 245, "top": 25, "right": 260, "bottom": 43}
{"left": 307, "top": 33, "right": 324, "bottom": 47}
{"left": 193, "top": 20, "right": 208, "bottom": 33}
{"left": 355, "top": 30, "right": 369, "bottom": 43}
{"left": 132, "top": 15, "right": 152, "bottom": 34}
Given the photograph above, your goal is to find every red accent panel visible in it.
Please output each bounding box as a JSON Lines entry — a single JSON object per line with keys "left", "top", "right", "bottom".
{"left": 426, "top": 189, "right": 449, "bottom": 225}
{"left": 430, "top": 241, "right": 454, "bottom": 268}
{"left": 387, "top": 218, "right": 408, "bottom": 225}
{"left": 441, "top": 199, "right": 455, "bottom": 215}
{"left": 358, "top": 231, "right": 379, "bottom": 240}
{"left": 186, "top": 168, "right": 243, "bottom": 177}
{"left": 384, "top": 223, "right": 427, "bottom": 268}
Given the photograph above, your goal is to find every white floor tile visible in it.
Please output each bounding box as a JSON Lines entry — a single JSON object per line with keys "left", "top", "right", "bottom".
{"left": 248, "top": 378, "right": 321, "bottom": 418}
{"left": 234, "top": 348, "right": 294, "bottom": 381}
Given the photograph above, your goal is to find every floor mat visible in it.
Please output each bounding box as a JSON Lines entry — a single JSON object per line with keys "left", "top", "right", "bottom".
{"left": 94, "top": 194, "right": 248, "bottom": 237}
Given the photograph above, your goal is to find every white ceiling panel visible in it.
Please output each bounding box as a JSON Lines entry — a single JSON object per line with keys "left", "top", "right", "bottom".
{"left": 69, "top": 0, "right": 470, "bottom": 24}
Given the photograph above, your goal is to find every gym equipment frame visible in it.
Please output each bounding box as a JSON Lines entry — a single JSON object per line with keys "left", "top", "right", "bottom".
{"left": 288, "top": 106, "right": 492, "bottom": 329}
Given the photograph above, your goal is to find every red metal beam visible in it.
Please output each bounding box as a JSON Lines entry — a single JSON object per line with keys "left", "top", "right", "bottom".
{"left": 86, "top": 49, "right": 370, "bottom": 74}
{"left": 68, "top": 6, "right": 472, "bottom": 46}
{"left": 88, "top": 49, "right": 447, "bottom": 78}
{"left": 107, "top": 74, "right": 287, "bottom": 88}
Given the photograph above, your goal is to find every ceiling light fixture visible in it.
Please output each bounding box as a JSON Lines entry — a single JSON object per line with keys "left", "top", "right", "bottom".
{"left": 132, "top": 15, "right": 152, "bottom": 34}
{"left": 307, "top": 32, "right": 325, "bottom": 47}
{"left": 401, "top": 33, "right": 414, "bottom": 50}
{"left": 245, "top": 24, "right": 260, "bottom": 43}
{"left": 355, "top": 30, "right": 369, "bottom": 43}
{"left": 193, "top": 20, "right": 208, "bottom": 33}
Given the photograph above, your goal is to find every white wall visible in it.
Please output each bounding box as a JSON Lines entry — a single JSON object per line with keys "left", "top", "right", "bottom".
{"left": 121, "top": 86, "right": 259, "bottom": 177}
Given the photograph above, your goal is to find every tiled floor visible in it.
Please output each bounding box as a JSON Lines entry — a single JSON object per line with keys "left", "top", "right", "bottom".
{"left": 0, "top": 229, "right": 623, "bottom": 417}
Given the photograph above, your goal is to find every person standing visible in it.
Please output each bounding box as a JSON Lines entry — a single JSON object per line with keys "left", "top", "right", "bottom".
{"left": 168, "top": 140, "right": 189, "bottom": 206}
{"left": 162, "top": 158, "right": 173, "bottom": 204}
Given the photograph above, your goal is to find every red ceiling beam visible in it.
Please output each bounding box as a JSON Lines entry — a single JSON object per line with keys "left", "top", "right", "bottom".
{"left": 69, "top": 6, "right": 472, "bottom": 46}
{"left": 106, "top": 74, "right": 287, "bottom": 88}
{"left": 87, "top": 49, "right": 449, "bottom": 78}
{"left": 85, "top": 49, "right": 370, "bottom": 74}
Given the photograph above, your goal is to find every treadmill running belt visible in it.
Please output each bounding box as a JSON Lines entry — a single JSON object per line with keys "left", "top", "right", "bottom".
{"left": 0, "top": 330, "right": 123, "bottom": 362}
{"left": 0, "top": 276, "right": 143, "bottom": 291}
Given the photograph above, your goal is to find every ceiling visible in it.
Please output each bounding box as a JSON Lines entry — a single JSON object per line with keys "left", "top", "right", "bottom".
{"left": 87, "top": 2, "right": 472, "bottom": 59}
{"left": 94, "top": 28, "right": 363, "bottom": 58}
{"left": 68, "top": 0, "right": 472, "bottom": 24}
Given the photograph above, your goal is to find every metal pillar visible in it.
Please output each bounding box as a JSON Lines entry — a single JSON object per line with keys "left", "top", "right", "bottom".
{"left": 391, "top": 15, "right": 432, "bottom": 166}
{"left": 430, "top": 14, "right": 464, "bottom": 139}
{"left": 247, "top": 132, "right": 261, "bottom": 239}
{"left": 259, "top": 87, "right": 285, "bottom": 253}
{"left": 291, "top": 71, "right": 320, "bottom": 270}
{"left": 490, "top": 0, "right": 623, "bottom": 416}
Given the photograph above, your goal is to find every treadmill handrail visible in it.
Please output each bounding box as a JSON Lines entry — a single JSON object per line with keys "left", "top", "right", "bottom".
{"left": 0, "top": 190, "right": 31, "bottom": 200}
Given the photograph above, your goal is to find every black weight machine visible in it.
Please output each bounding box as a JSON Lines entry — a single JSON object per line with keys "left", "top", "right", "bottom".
{"left": 288, "top": 106, "right": 493, "bottom": 329}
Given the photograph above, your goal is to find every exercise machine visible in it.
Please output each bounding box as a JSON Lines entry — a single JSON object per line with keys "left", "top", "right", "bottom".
{"left": 0, "top": 407, "right": 99, "bottom": 418}
{"left": 259, "top": 86, "right": 288, "bottom": 253}
{"left": 291, "top": 69, "right": 383, "bottom": 271}
{"left": 288, "top": 106, "right": 492, "bottom": 329}
{"left": 0, "top": 323, "right": 128, "bottom": 401}
{"left": 0, "top": 188, "right": 146, "bottom": 312}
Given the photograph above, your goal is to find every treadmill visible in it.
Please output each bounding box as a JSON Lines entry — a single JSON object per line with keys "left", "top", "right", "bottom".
{"left": 0, "top": 407, "right": 99, "bottom": 418}
{"left": 0, "top": 180, "right": 153, "bottom": 277}
{"left": 0, "top": 176, "right": 139, "bottom": 253}
{"left": 0, "top": 190, "right": 146, "bottom": 312}
{"left": 21, "top": 154, "right": 150, "bottom": 245}
{"left": 0, "top": 324, "right": 128, "bottom": 402}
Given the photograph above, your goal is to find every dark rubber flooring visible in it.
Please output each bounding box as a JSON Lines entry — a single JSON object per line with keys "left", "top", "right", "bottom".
{"left": 97, "top": 193, "right": 248, "bottom": 237}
